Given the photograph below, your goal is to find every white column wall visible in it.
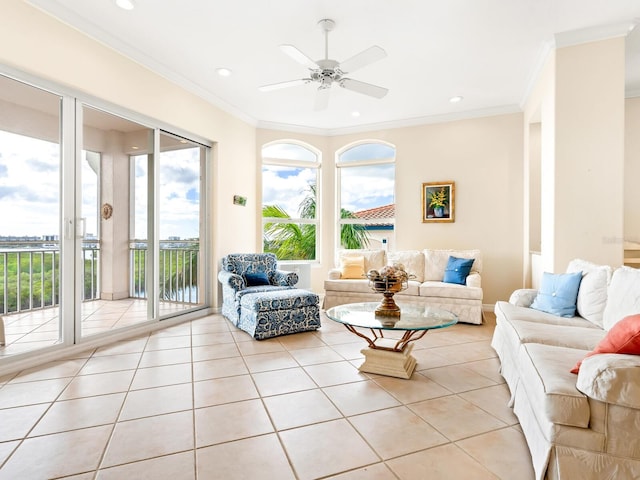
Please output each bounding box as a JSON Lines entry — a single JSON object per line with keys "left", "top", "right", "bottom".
{"left": 553, "top": 38, "right": 625, "bottom": 270}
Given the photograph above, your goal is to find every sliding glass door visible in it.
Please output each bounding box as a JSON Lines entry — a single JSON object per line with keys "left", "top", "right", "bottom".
{"left": 0, "top": 71, "right": 210, "bottom": 364}
{"left": 0, "top": 75, "right": 63, "bottom": 357}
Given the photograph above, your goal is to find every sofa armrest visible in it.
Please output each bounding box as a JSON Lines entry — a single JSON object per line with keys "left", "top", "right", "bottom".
{"left": 466, "top": 272, "right": 482, "bottom": 288}
{"left": 218, "top": 270, "right": 245, "bottom": 291}
{"left": 509, "top": 289, "right": 538, "bottom": 307}
{"left": 327, "top": 268, "right": 342, "bottom": 280}
{"left": 576, "top": 353, "right": 640, "bottom": 409}
{"left": 272, "top": 269, "right": 298, "bottom": 287}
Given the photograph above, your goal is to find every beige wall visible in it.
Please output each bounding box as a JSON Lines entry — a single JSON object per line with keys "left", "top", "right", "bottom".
{"left": 259, "top": 113, "right": 525, "bottom": 305}
{"left": 625, "top": 97, "right": 640, "bottom": 244}
{"left": 523, "top": 37, "right": 626, "bottom": 277}
{"left": 554, "top": 38, "right": 625, "bottom": 270}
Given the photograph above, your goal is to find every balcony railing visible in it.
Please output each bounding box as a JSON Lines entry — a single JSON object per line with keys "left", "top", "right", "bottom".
{"left": 130, "top": 240, "right": 200, "bottom": 304}
{"left": 0, "top": 239, "right": 200, "bottom": 316}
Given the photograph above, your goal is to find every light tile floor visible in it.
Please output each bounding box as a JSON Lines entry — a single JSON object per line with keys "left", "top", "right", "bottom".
{"left": 0, "top": 310, "right": 536, "bottom": 480}
{"left": 0, "top": 299, "right": 197, "bottom": 357}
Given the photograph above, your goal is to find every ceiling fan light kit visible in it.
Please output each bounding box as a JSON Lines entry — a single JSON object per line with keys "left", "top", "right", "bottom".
{"left": 259, "top": 18, "right": 388, "bottom": 110}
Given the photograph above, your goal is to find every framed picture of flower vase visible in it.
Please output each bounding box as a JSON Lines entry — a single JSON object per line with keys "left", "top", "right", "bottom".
{"left": 422, "top": 181, "right": 455, "bottom": 223}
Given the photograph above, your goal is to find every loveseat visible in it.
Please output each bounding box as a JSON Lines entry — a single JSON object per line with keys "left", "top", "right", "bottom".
{"left": 323, "top": 248, "right": 483, "bottom": 324}
{"left": 491, "top": 258, "right": 640, "bottom": 479}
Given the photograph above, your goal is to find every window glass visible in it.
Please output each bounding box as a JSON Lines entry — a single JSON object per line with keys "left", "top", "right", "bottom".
{"left": 337, "top": 142, "right": 395, "bottom": 251}
{"left": 262, "top": 143, "right": 319, "bottom": 261}
{"left": 338, "top": 143, "right": 395, "bottom": 163}
{"left": 262, "top": 143, "right": 317, "bottom": 162}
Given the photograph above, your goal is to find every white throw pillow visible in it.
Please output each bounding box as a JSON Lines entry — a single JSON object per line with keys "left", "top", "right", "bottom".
{"left": 566, "top": 259, "right": 612, "bottom": 327}
{"left": 602, "top": 266, "right": 640, "bottom": 331}
{"left": 423, "top": 249, "right": 482, "bottom": 281}
{"left": 387, "top": 250, "right": 425, "bottom": 282}
{"left": 338, "top": 249, "right": 386, "bottom": 273}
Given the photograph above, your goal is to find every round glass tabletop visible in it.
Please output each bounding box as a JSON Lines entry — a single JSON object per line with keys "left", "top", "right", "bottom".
{"left": 325, "top": 302, "right": 458, "bottom": 331}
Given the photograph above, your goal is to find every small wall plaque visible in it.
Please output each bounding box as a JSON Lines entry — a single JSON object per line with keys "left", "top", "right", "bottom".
{"left": 233, "top": 195, "right": 247, "bottom": 206}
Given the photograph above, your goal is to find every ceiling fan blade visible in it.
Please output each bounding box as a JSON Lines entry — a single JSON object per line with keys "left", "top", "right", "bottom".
{"left": 339, "top": 46, "right": 386, "bottom": 73}
{"left": 340, "top": 78, "right": 388, "bottom": 99}
{"left": 258, "top": 78, "right": 310, "bottom": 92}
{"left": 314, "top": 87, "right": 330, "bottom": 111}
{"left": 280, "top": 44, "right": 319, "bottom": 69}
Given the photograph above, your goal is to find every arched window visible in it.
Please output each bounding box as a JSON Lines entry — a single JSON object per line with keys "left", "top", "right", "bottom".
{"left": 262, "top": 142, "right": 320, "bottom": 261}
{"left": 336, "top": 141, "right": 396, "bottom": 251}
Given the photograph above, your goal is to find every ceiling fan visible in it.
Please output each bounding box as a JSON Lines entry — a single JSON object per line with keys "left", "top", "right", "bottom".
{"left": 258, "top": 19, "right": 388, "bottom": 110}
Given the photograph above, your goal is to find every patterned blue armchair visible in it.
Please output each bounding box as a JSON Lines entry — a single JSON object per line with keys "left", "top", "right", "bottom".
{"left": 218, "top": 253, "right": 299, "bottom": 325}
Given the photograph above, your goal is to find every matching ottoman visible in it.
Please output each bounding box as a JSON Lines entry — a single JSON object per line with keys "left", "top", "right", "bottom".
{"left": 238, "top": 289, "right": 321, "bottom": 340}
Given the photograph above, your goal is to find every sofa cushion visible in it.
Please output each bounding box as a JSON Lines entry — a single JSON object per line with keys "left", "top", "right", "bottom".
{"left": 338, "top": 249, "right": 386, "bottom": 273}
{"left": 423, "top": 249, "right": 482, "bottom": 281}
{"left": 419, "top": 281, "right": 483, "bottom": 300}
{"left": 519, "top": 343, "right": 592, "bottom": 428}
{"left": 388, "top": 250, "right": 424, "bottom": 282}
{"left": 324, "top": 278, "right": 421, "bottom": 296}
{"left": 244, "top": 271, "right": 270, "bottom": 286}
{"left": 506, "top": 319, "right": 605, "bottom": 352}
{"left": 602, "top": 266, "right": 640, "bottom": 331}
{"left": 340, "top": 255, "right": 365, "bottom": 279}
{"left": 495, "top": 301, "right": 599, "bottom": 329}
{"left": 443, "top": 256, "right": 474, "bottom": 285}
{"left": 566, "top": 259, "right": 612, "bottom": 328}
{"left": 571, "top": 314, "right": 640, "bottom": 374}
{"left": 530, "top": 271, "right": 582, "bottom": 318}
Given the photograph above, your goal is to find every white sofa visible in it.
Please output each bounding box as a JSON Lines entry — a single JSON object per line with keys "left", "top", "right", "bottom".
{"left": 491, "top": 259, "right": 640, "bottom": 480}
{"left": 323, "top": 248, "right": 483, "bottom": 324}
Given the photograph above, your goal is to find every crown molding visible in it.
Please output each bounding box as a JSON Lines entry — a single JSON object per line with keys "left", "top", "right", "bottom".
{"left": 257, "top": 104, "right": 523, "bottom": 136}
{"left": 554, "top": 21, "right": 636, "bottom": 49}
{"left": 519, "top": 22, "right": 637, "bottom": 109}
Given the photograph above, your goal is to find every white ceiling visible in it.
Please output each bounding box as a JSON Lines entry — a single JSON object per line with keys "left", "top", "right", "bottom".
{"left": 25, "top": 0, "right": 640, "bottom": 134}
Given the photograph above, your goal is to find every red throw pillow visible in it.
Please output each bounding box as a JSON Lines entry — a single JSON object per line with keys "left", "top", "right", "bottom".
{"left": 571, "top": 314, "right": 640, "bottom": 374}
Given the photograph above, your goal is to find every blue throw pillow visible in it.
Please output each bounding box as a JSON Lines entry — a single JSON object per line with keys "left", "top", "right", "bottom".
{"left": 443, "top": 256, "right": 475, "bottom": 285}
{"left": 244, "top": 271, "right": 270, "bottom": 286}
{"left": 530, "top": 271, "right": 583, "bottom": 317}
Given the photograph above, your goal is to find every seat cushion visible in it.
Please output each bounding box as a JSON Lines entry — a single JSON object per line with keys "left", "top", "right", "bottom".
{"left": 324, "top": 279, "right": 420, "bottom": 296}
{"left": 419, "top": 281, "right": 482, "bottom": 300}
{"left": 519, "top": 343, "right": 592, "bottom": 428}
{"left": 241, "top": 288, "right": 319, "bottom": 312}
{"left": 507, "top": 319, "right": 606, "bottom": 351}
{"left": 495, "top": 301, "right": 599, "bottom": 328}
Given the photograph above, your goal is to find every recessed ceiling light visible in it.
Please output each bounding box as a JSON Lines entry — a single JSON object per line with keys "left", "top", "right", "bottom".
{"left": 115, "top": 0, "right": 135, "bottom": 10}
{"left": 449, "top": 96, "right": 464, "bottom": 103}
{"left": 351, "top": 111, "right": 361, "bottom": 117}
{"left": 131, "top": 146, "right": 139, "bottom": 150}
{"left": 216, "top": 68, "right": 232, "bottom": 77}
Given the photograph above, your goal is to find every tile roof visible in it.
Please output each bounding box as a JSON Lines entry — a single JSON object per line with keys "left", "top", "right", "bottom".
{"left": 353, "top": 204, "right": 394, "bottom": 225}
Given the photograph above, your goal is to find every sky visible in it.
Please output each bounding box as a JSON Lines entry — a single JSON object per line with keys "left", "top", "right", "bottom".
{"left": 262, "top": 142, "right": 395, "bottom": 217}
{"left": 0, "top": 130, "right": 200, "bottom": 240}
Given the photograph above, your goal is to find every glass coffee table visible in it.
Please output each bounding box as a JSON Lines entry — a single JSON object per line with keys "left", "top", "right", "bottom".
{"left": 325, "top": 302, "right": 458, "bottom": 379}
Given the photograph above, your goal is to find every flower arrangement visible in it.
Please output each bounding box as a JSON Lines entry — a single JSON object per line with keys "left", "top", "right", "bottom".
{"left": 429, "top": 187, "right": 448, "bottom": 209}
{"left": 366, "top": 263, "right": 411, "bottom": 293}
{"left": 366, "top": 263, "right": 413, "bottom": 316}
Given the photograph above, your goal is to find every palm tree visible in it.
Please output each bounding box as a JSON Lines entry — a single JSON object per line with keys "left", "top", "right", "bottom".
{"left": 263, "top": 184, "right": 369, "bottom": 259}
